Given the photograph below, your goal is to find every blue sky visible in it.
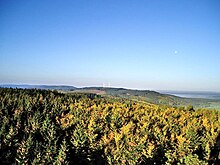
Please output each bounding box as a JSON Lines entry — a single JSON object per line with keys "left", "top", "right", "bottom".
{"left": 1, "top": 0, "right": 220, "bottom": 91}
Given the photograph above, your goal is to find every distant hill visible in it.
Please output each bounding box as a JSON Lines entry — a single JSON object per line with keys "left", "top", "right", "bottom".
{"left": 1, "top": 85, "right": 220, "bottom": 109}
{"left": 0, "top": 84, "right": 77, "bottom": 91}
{"left": 72, "top": 87, "right": 220, "bottom": 109}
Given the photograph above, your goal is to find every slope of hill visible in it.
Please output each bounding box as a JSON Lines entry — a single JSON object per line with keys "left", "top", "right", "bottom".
{"left": 72, "top": 87, "right": 220, "bottom": 109}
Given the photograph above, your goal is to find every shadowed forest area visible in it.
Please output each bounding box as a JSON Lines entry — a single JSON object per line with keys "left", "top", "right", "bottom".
{"left": 0, "top": 88, "right": 219, "bottom": 164}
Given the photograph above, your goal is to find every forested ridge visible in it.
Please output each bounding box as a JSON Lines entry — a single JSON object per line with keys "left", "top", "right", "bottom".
{"left": 72, "top": 87, "right": 220, "bottom": 109}
{"left": 0, "top": 88, "right": 219, "bottom": 164}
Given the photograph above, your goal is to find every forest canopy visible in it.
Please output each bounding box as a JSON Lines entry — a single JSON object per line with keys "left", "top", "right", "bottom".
{"left": 0, "top": 88, "right": 219, "bottom": 164}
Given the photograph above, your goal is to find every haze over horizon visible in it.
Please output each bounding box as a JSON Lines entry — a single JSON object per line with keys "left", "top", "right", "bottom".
{"left": 1, "top": 0, "right": 220, "bottom": 92}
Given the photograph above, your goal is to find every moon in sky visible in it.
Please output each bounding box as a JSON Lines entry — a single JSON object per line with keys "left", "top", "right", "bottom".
{"left": 174, "top": 50, "right": 178, "bottom": 54}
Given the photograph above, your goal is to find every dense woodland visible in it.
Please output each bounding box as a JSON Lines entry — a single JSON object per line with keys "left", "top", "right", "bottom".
{"left": 0, "top": 88, "right": 219, "bottom": 164}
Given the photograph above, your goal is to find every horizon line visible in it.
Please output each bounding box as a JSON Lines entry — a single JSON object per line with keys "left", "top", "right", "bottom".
{"left": 1, "top": 83, "right": 220, "bottom": 93}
